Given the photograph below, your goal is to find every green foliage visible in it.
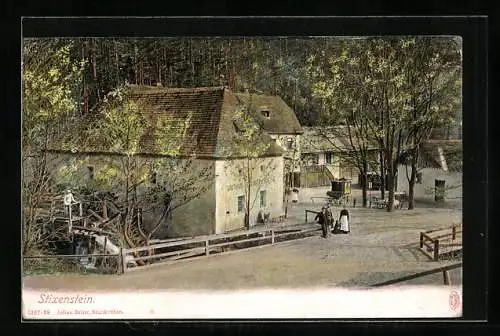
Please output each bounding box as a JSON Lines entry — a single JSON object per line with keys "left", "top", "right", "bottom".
{"left": 23, "top": 40, "right": 87, "bottom": 152}
{"left": 231, "top": 101, "right": 271, "bottom": 159}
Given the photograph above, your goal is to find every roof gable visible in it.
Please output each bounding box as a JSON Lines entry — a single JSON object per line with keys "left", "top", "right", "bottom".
{"left": 47, "top": 85, "right": 284, "bottom": 159}
{"left": 301, "top": 126, "right": 379, "bottom": 153}
{"left": 419, "top": 140, "right": 462, "bottom": 172}
{"left": 232, "top": 93, "right": 303, "bottom": 135}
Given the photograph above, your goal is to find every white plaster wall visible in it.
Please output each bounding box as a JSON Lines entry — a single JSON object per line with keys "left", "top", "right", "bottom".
{"left": 215, "top": 156, "right": 284, "bottom": 233}
{"left": 275, "top": 134, "right": 301, "bottom": 172}
{"left": 397, "top": 165, "right": 463, "bottom": 200}
{"left": 318, "top": 153, "right": 325, "bottom": 165}
{"left": 45, "top": 153, "right": 217, "bottom": 238}
{"left": 166, "top": 181, "right": 216, "bottom": 238}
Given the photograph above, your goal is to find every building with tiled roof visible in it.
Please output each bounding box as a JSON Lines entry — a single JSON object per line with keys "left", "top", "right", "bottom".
{"left": 45, "top": 85, "right": 303, "bottom": 237}
{"left": 397, "top": 139, "right": 462, "bottom": 203}
{"left": 299, "top": 126, "right": 380, "bottom": 187}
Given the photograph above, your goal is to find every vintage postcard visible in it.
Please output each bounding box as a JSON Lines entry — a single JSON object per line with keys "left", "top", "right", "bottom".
{"left": 22, "top": 25, "right": 466, "bottom": 319}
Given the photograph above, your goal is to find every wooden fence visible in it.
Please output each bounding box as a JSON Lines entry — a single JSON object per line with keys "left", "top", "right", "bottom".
{"left": 304, "top": 209, "right": 320, "bottom": 223}
{"left": 371, "top": 262, "right": 462, "bottom": 287}
{"left": 121, "top": 225, "right": 321, "bottom": 273}
{"left": 419, "top": 224, "right": 462, "bottom": 261}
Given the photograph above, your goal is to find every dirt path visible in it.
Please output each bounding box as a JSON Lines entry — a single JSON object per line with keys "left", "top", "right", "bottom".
{"left": 23, "top": 206, "right": 462, "bottom": 291}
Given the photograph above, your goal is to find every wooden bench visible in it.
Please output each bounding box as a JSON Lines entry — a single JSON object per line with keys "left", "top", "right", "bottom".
{"left": 419, "top": 224, "right": 462, "bottom": 261}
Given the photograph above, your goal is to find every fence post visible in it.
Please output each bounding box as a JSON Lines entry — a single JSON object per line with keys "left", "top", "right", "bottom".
{"left": 305, "top": 210, "right": 308, "bottom": 223}
{"left": 271, "top": 229, "right": 275, "bottom": 244}
{"left": 205, "top": 239, "right": 209, "bottom": 256}
{"left": 452, "top": 225, "right": 456, "bottom": 240}
{"left": 68, "top": 205, "right": 72, "bottom": 234}
{"left": 120, "top": 247, "right": 127, "bottom": 274}
{"left": 443, "top": 270, "right": 451, "bottom": 285}
{"left": 419, "top": 232, "right": 423, "bottom": 248}
{"left": 433, "top": 239, "right": 440, "bottom": 261}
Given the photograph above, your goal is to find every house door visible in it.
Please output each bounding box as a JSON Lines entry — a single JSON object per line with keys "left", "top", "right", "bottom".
{"left": 293, "top": 172, "right": 301, "bottom": 188}
{"left": 435, "top": 179, "right": 446, "bottom": 201}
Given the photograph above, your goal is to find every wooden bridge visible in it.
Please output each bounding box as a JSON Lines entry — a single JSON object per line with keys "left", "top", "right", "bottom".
{"left": 120, "top": 224, "right": 322, "bottom": 273}
{"left": 419, "top": 224, "right": 462, "bottom": 261}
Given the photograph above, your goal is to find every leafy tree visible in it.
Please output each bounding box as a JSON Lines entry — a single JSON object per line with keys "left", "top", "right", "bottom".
{"left": 398, "top": 37, "right": 462, "bottom": 209}
{"left": 57, "top": 85, "right": 213, "bottom": 247}
{"left": 308, "top": 40, "right": 381, "bottom": 207}
{"left": 22, "top": 38, "right": 86, "bottom": 254}
{"left": 227, "top": 97, "right": 280, "bottom": 229}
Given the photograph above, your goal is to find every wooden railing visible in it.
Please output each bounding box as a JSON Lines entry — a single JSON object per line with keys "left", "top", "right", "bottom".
{"left": 419, "top": 224, "right": 462, "bottom": 261}
{"left": 371, "top": 262, "right": 462, "bottom": 287}
{"left": 305, "top": 209, "right": 320, "bottom": 223}
{"left": 121, "top": 225, "right": 321, "bottom": 273}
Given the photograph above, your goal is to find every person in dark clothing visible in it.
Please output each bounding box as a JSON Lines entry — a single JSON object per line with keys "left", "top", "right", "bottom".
{"left": 325, "top": 205, "right": 333, "bottom": 231}
{"left": 332, "top": 219, "right": 341, "bottom": 234}
{"left": 315, "top": 207, "right": 329, "bottom": 238}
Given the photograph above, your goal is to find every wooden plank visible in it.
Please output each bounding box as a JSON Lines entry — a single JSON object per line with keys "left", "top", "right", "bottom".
{"left": 418, "top": 247, "right": 435, "bottom": 261}
{"left": 72, "top": 225, "right": 115, "bottom": 236}
{"left": 372, "top": 262, "right": 462, "bottom": 287}
{"left": 443, "top": 270, "right": 451, "bottom": 285}
{"left": 132, "top": 247, "right": 207, "bottom": 262}
{"left": 124, "top": 228, "right": 273, "bottom": 254}
{"left": 425, "top": 226, "right": 462, "bottom": 237}
{"left": 428, "top": 232, "right": 459, "bottom": 240}
{"left": 421, "top": 232, "right": 435, "bottom": 243}
{"left": 422, "top": 239, "right": 434, "bottom": 249}
{"left": 125, "top": 237, "right": 210, "bottom": 253}
{"left": 88, "top": 209, "right": 104, "bottom": 221}
{"left": 166, "top": 250, "right": 206, "bottom": 261}
{"left": 210, "top": 235, "right": 272, "bottom": 248}
{"left": 120, "top": 248, "right": 126, "bottom": 274}
{"left": 438, "top": 243, "right": 463, "bottom": 247}
{"left": 275, "top": 228, "right": 319, "bottom": 238}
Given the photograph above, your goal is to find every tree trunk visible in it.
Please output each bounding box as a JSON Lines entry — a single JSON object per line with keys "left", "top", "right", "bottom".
{"left": 386, "top": 173, "right": 395, "bottom": 212}
{"left": 246, "top": 158, "right": 251, "bottom": 230}
{"left": 361, "top": 160, "right": 368, "bottom": 207}
{"left": 379, "top": 151, "right": 386, "bottom": 199}
{"left": 408, "top": 148, "right": 419, "bottom": 210}
{"left": 386, "top": 152, "right": 395, "bottom": 212}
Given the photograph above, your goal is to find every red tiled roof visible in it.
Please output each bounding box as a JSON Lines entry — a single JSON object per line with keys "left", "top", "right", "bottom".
{"left": 128, "top": 86, "right": 225, "bottom": 156}
{"left": 48, "top": 85, "right": 290, "bottom": 159}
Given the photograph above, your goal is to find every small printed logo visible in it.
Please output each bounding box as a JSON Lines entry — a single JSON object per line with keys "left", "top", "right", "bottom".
{"left": 449, "top": 290, "right": 461, "bottom": 311}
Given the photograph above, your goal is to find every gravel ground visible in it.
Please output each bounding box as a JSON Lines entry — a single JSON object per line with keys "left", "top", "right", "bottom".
{"left": 23, "top": 187, "right": 462, "bottom": 291}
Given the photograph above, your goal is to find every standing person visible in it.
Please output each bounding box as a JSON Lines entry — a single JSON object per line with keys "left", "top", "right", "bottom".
{"left": 63, "top": 189, "right": 77, "bottom": 216}
{"left": 339, "top": 208, "right": 350, "bottom": 234}
{"left": 315, "top": 207, "right": 328, "bottom": 238}
{"left": 325, "top": 205, "right": 334, "bottom": 231}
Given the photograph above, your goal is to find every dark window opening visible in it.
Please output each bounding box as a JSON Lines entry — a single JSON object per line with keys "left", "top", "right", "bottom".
{"left": 416, "top": 172, "right": 423, "bottom": 184}
{"left": 260, "top": 190, "right": 267, "bottom": 208}
{"left": 150, "top": 171, "right": 157, "bottom": 184}
{"left": 435, "top": 179, "right": 446, "bottom": 201}
{"left": 326, "top": 152, "right": 332, "bottom": 164}
{"left": 87, "top": 166, "right": 94, "bottom": 180}
{"left": 261, "top": 110, "right": 270, "bottom": 118}
{"left": 287, "top": 138, "right": 295, "bottom": 150}
{"left": 237, "top": 195, "right": 245, "bottom": 213}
